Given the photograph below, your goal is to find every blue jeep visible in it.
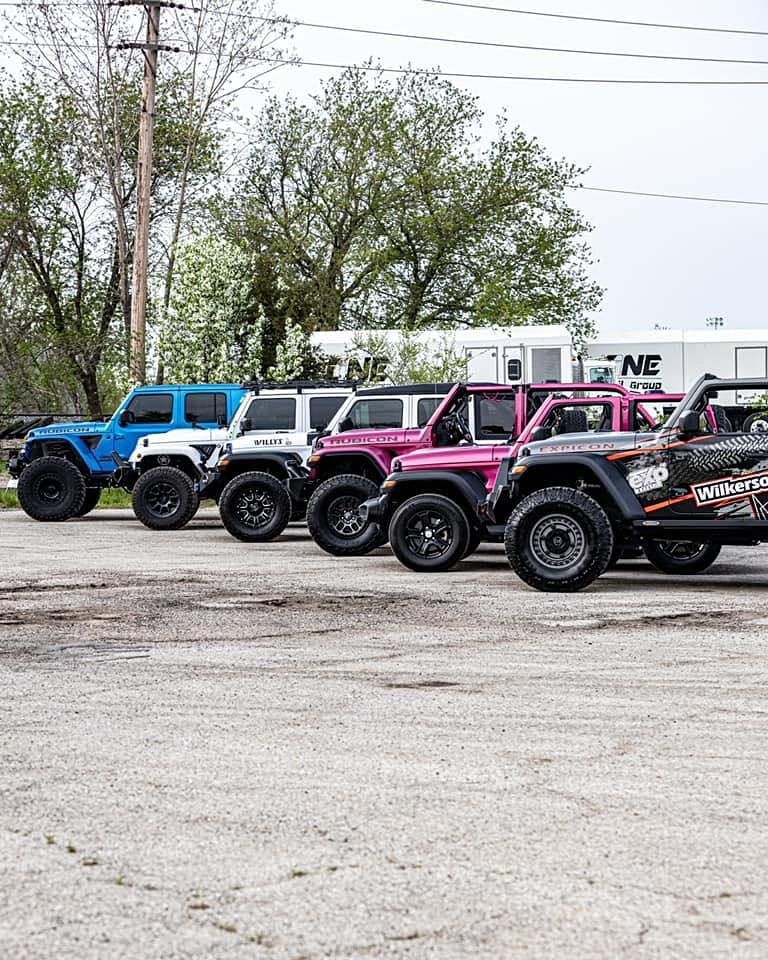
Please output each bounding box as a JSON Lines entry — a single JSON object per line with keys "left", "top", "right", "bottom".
{"left": 8, "top": 383, "right": 245, "bottom": 521}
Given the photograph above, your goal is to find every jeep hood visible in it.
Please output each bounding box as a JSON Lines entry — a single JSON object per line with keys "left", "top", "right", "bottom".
{"left": 524, "top": 430, "right": 660, "bottom": 455}
{"left": 142, "top": 427, "right": 227, "bottom": 445}
{"left": 27, "top": 420, "right": 107, "bottom": 439}
{"left": 398, "top": 444, "right": 502, "bottom": 470}
{"left": 322, "top": 427, "right": 412, "bottom": 448}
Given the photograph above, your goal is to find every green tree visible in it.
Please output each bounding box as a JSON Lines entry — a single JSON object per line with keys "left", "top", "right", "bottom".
{"left": 234, "top": 67, "right": 601, "bottom": 346}
{"left": 0, "top": 76, "right": 125, "bottom": 415}
{"left": 160, "top": 236, "right": 263, "bottom": 383}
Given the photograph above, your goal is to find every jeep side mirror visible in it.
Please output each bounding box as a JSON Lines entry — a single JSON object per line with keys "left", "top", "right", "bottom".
{"left": 677, "top": 409, "right": 701, "bottom": 435}
{"left": 239, "top": 417, "right": 252, "bottom": 434}
{"left": 118, "top": 409, "right": 134, "bottom": 427}
{"left": 530, "top": 425, "right": 552, "bottom": 442}
{"left": 338, "top": 417, "right": 354, "bottom": 433}
{"left": 217, "top": 414, "right": 227, "bottom": 427}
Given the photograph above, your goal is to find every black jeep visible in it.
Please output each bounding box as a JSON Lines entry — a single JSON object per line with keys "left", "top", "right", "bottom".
{"left": 492, "top": 374, "right": 768, "bottom": 591}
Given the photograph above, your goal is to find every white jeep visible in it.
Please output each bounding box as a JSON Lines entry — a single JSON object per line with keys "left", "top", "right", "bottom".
{"left": 126, "top": 383, "right": 353, "bottom": 529}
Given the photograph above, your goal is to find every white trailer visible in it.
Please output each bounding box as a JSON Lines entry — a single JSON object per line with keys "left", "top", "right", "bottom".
{"left": 310, "top": 326, "right": 580, "bottom": 385}
{"left": 589, "top": 329, "right": 768, "bottom": 394}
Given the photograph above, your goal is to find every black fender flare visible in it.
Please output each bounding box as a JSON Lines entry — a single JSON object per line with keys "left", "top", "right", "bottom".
{"left": 384, "top": 469, "right": 490, "bottom": 521}
{"left": 312, "top": 449, "right": 386, "bottom": 481}
{"left": 218, "top": 449, "right": 306, "bottom": 480}
{"left": 503, "top": 452, "right": 646, "bottom": 521}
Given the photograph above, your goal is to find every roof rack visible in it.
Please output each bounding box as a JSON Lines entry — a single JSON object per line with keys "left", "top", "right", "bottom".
{"left": 240, "top": 379, "right": 361, "bottom": 392}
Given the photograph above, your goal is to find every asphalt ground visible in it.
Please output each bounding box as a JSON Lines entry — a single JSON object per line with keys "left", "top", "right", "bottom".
{"left": 2, "top": 508, "right": 768, "bottom": 959}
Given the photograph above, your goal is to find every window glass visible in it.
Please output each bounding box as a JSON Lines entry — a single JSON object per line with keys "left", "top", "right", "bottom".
{"left": 474, "top": 394, "right": 518, "bottom": 440}
{"left": 347, "top": 398, "right": 403, "bottom": 429}
{"left": 185, "top": 392, "right": 227, "bottom": 425}
{"left": 309, "top": 395, "right": 346, "bottom": 430}
{"left": 417, "top": 397, "right": 442, "bottom": 428}
{"left": 698, "top": 389, "right": 768, "bottom": 434}
{"left": 543, "top": 403, "right": 613, "bottom": 435}
{"left": 125, "top": 393, "right": 173, "bottom": 424}
{"left": 245, "top": 397, "right": 296, "bottom": 430}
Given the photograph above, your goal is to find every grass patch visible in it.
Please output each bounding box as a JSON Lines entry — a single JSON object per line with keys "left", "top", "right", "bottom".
{"left": 97, "top": 488, "right": 132, "bottom": 509}
{"left": 0, "top": 486, "right": 132, "bottom": 510}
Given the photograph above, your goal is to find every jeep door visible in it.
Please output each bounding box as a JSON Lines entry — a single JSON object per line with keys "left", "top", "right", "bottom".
{"left": 109, "top": 391, "right": 176, "bottom": 466}
{"left": 661, "top": 382, "right": 768, "bottom": 520}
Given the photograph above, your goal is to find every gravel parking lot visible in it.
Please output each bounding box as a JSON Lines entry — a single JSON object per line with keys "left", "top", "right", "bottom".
{"left": 2, "top": 507, "right": 768, "bottom": 959}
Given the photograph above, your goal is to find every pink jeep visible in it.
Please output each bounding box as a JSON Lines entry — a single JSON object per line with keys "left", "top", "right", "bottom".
{"left": 359, "top": 389, "right": 683, "bottom": 570}
{"left": 306, "top": 381, "right": 671, "bottom": 556}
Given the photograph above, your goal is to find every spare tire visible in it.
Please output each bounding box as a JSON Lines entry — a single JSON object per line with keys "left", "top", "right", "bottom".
{"left": 17, "top": 457, "right": 86, "bottom": 521}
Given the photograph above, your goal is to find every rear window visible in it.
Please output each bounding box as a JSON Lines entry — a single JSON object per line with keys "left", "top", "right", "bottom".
{"left": 309, "top": 395, "right": 346, "bottom": 430}
{"left": 124, "top": 393, "right": 173, "bottom": 424}
{"left": 346, "top": 398, "right": 403, "bottom": 429}
{"left": 417, "top": 397, "right": 442, "bottom": 428}
{"left": 474, "top": 394, "right": 517, "bottom": 440}
{"left": 185, "top": 392, "right": 227, "bottom": 425}
{"left": 245, "top": 397, "right": 296, "bottom": 430}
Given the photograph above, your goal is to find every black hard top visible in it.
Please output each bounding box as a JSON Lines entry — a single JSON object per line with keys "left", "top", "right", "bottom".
{"left": 355, "top": 382, "right": 456, "bottom": 397}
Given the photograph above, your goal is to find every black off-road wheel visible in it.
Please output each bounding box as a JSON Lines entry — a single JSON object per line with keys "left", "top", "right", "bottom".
{"left": 643, "top": 539, "right": 721, "bottom": 574}
{"left": 17, "top": 457, "right": 86, "bottom": 521}
{"left": 306, "top": 474, "right": 388, "bottom": 556}
{"left": 75, "top": 487, "right": 102, "bottom": 517}
{"left": 218, "top": 471, "right": 291, "bottom": 542}
{"left": 132, "top": 466, "right": 199, "bottom": 531}
{"left": 389, "top": 494, "right": 470, "bottom": 572}
{"left": 504, "top": 486, "right": 614, "bottom": 592}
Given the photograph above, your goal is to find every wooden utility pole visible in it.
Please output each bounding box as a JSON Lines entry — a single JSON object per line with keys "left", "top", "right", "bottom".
{"left": 128, "top": 2, "right": 162, "bottom": 384}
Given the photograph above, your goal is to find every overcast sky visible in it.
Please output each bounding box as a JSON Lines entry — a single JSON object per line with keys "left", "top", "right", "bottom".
{"left": 265, "top": 0, "right": 768, "bottom": 336}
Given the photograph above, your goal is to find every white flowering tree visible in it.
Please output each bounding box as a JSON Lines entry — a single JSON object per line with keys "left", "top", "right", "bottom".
{"left": 160, "top": 236, "right": 262, "bottom": 383}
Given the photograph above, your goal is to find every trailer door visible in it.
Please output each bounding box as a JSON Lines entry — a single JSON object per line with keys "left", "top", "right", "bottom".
{"left": 502, "top": 346, "right": 523, "bottom": 384}
{"left": 465, "top": 346, "right": 498, "bottom": 383}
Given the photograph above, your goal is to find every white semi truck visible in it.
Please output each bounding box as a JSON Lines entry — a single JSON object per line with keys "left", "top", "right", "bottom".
{"left": 590, "top": 329, "right": 768, "bottom": 394}
{"left": 311, "top": 326, "right": 615, "bottom": 386}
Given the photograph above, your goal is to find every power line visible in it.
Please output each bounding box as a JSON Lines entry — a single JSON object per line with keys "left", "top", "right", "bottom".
{"left": 422, "top": 1, "right": 768, "bottom": 38}
{"left": 257, "top": 57, "right": 768, "bottom": 85}
{"left": 579, "top": 186, "right": 768, "bottom": 207}
{"left": 205, "top": 14, "right": 768, "bottom": 67}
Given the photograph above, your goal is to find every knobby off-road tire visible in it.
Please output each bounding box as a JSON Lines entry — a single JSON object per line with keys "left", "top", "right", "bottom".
{"left": 132, "top": 466, "right": 199, "bottom": 531}
{"left": 643, "top": 539, "right": 721, "bottom": 575}
{"left": 306, "top": 474, "right": 387, "bottom": 556}
{"left": 75, "top": 487, "right": 102, "bottom": 517}
{"left": 389, "top": 494, "right": 470, "bottom": 572}
{"left": 17, "top": 456, "right": 86, "bottom": 521}
{"left": 504, "top": 486, "right": 614, "bottom": 593}
{"left": 218, "top": 471, "right": 291, "bottom": 542}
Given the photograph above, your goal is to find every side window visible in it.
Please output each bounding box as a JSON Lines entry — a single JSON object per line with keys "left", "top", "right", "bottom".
{"left": 245, "top": 397, "right": 297, "bottom": 430}
{"left": 544, "top": 403, "right": 613, "bottom": 435}
{"left": 347, "top": 399, "right": 403, "bottom": 429}
{"left": 700, "top": 390, "right": 768, "bottom": 434}
{"left": 474, "top": 394, "right": 517, "bottom": 440}
{"left": 124, "top": 393, "right": 173, "bottom": 424}
{"left": 417, "top": 397, "right": 442, "bottom": 428}
{"left": 185, "top": 392, "right": 227, "bottom": 425}
{"left": 309, "top": 395, "right": 346, "bottom": 431}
